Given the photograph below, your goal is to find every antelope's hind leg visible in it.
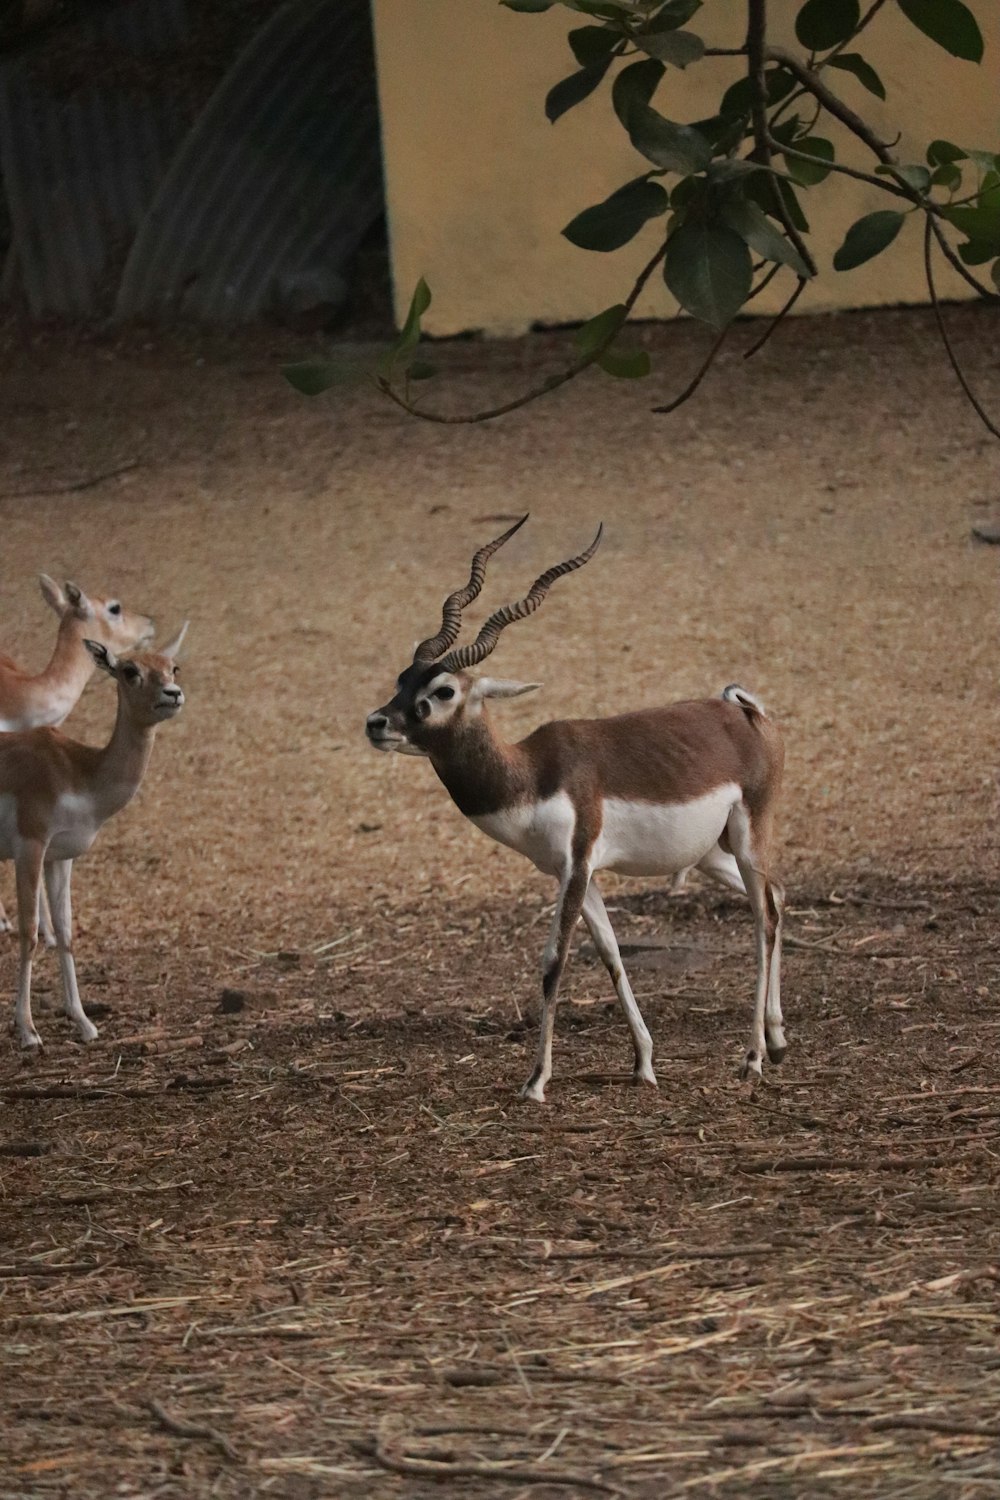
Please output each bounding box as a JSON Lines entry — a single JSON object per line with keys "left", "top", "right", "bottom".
{"left": 582, "top": 881, "right": 656, "bottom": 1088}
{"left": 13, "top": 842, "right": 45, "bottom": 1050}
{"left": 725, "top": 804, "right": 782, "bottom": 1082}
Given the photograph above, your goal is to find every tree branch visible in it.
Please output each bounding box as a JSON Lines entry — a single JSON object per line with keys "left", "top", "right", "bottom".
{"left": 771, "top": 139, "right": 911, "bottom": 199}
{"left": 821, "top": 0, "right": 892, "bottom": 67}
{"left": 378, "top": 241, "right": 669, "bottom": 425}
{"left": 747, "top": 0, "right": 817, "bottom": 276}
{"left": 923, "top": 216, "right": 1000, "bottom": 442}
{"left": 764, "top": 45, "right": 894, "bottom": 162}
{"left": 929, "top": 217, "right": 1000, "bottom": 301}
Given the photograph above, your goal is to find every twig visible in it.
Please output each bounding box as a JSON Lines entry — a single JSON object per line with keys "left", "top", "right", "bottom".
{"left": 924, "top": 216, "right": 1000, "bottom": 442}
{"left": 870, "top": 1415, "right": 1000, "bottom": 1439}
{"left": 929, "top": 217, "right": 999, "bottom": 301}
{"left": 651, "top": 328, "right": 729, "bottom": 413}
{"left": 378, "top": 242, "right": 668, "bottom": 425}
{"left": 764, "top": 45, "right": 894, "bottom": 161}
{"left": 148, "top": 1398, "right": 240, "bottom": 1464}
{"left": 0, "top": 461, "right": 139, "bottom": 499}
{"left": 743, "top": 276, "right": 806, "bottom": 358}
{"left": 372, "top": 1428, "right": 623, "bottom": 1494}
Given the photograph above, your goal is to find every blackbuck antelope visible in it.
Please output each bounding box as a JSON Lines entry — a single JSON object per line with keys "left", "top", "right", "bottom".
{"left": 366, "top": 520, "right": 786, "bottom": 1102}
{"left": 0, "top": 576, "right": 155, "bottom": 937}
{"left": 0, "top": 627, "right": 187, "bottom": 1050}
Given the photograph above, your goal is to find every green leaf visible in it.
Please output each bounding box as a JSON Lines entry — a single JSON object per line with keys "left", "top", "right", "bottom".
{"left": 747, "top": 172, "right": 811, "bottom": 234}
{"left": 930, "top": 162, "right": 962, "bottom": 190}
{"left": 719, "top": 197, "right": 812, "bottom": 277}
{"left": 596, "top": 345, "right": 651, "bottom": 377}
{"left": 783, "top": 137, "right": 835, "bottom": 186}
{"left": 877, "top": 163, "right": 931, "bottom": 193}
{"left": 546, "top": 62, "right": 611, "bottom": 122}
{"left": 927, "top": 139, "right": 967, "bottom": 166}
{"left": 957, "top": 240, "right": 997, "bottom": 265}
{"left": 613, "top": 63, "right": 712, "bottom": 173}
{"left": 637, "top": 28, "right": 705, "bottom": 67}
{"left": 640, "top": 0, "right": 702, "bottom": 30}
{"left": 795, "top": 0, "right": 860, "bottom": 51}
{"left": 281, "top": 361, "right": 341, "bottom": 396}
{"left": 378, "top": 278, "right": 432, "bottom": 377}
{"left": 943, "top": 173, "right": 1000, "bottom": 247}
{"left": 826, "top": 52, "right": 886, "bottom": 99}
{"left": 500, "top": 0, "right": 555, "bottom": 9}
{"left": 563, "top": 177, "right": 669, "bottom": 250}
{"left": 967, "top": 149, "right": 1000, "bottom": 174}
{"left": 833, "top": 210, "right": 905, "bottom": 270}
{"left": 407, "top": 361, "right": 437, "bottom": 380}
{"left": 573, "top": 302, "right": 627, "bottom": 354}
{"left": 897, "top": 0, "right": 983, "bottom": 61}
{"left": 706, "top": 159, "right": 768, "bottom": 183}
{"left": 992, "top": 259, "right": 1000, "bottom": 292}
{"left": 664, "top": 220, "right": 752, "bottom": 328}
{"left": 568, "top": 25, "right": 619, "bottom": 66}
{"left": 719, "top": 68, "right": 795, "bottom": 120}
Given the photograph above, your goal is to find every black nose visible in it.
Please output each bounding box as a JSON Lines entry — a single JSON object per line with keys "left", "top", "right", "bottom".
{"left": 366, "top": 713, "right": 388, "bottom": 736}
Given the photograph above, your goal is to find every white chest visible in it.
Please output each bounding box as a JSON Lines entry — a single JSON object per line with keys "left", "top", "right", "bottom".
{"left": 593, "top": 784, "right": 741, "bottom": 877}
{"left": 471, "top": 792, "right": 576, "bottom": 876}
{"left": 0, "top": 791, "right": 99, "bottom": 862}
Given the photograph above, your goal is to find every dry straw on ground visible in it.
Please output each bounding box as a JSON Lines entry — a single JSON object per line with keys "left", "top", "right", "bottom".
{"left": 1, "top": 307, "right": 999, "bottom": 1497}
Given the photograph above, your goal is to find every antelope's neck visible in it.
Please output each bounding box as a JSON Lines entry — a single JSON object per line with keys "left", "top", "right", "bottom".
{"left": 30, "top": 623, "right": 93, "bottom": 725}
{"left": 92, "top": 696, "right": 157, "bottom": 819}
{"left": 428, "top": 711, "right": 529, "bottom": 818}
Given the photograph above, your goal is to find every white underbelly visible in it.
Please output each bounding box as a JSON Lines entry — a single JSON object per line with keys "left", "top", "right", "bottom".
{"left": 593, "top": 785, "right": 741, "bottom": 877}
{"left": 471, "top": 791, "right": 575, "bottom": 876}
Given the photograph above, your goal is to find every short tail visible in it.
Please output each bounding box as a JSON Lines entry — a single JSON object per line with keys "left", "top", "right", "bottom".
{"left": 722, "top": 683, "right": 767, "bottom": 721}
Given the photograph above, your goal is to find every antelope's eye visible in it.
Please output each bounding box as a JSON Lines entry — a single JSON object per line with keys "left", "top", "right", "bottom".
{"left": 108, "top": 602, "right": 122, "bottom": 616}
{"left": 434, "top": 686, "right": 455, "bottom": 701}
{"left": 122, "top": 663, "right": 141, "bottom": 683}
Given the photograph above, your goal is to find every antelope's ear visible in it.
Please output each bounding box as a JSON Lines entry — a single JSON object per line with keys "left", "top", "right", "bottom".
{"left": 83, "top": 639, "right": 118, "bottom": 675}
{"left": 39, "top": 574, "right": 67, "bottom": 616}
{"left": 470, "top": 677, "right": 541, "bottom": 702}
{"left": 159, "top": 620, "right": 189, "bottom": 659}
{"left": 64, "top": 581, "right": 94, "bottom": 618}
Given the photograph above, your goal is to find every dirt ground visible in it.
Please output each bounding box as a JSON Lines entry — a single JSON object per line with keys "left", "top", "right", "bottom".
{"left": 1, "top": 307, "right": 999, "bottom": 1497}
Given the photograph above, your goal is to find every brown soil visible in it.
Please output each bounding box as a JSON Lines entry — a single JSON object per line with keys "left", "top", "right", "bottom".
{"left": 1, "top": 307, "right": 999, "bottom": 1497}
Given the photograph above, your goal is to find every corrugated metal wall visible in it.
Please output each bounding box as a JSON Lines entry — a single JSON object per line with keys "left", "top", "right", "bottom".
{"left": 0, "top": 0, "right": 384, "bottom": 322}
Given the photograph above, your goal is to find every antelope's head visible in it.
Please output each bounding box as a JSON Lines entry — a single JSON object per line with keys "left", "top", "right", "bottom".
{"left": 40, "top": 575, "right": 155, "bottom": 654}
{"left": 365, "top": 518, "right": 602, "bottom": 757}
{"left": 83, "top": 623, "right": 189, "bottom": 728}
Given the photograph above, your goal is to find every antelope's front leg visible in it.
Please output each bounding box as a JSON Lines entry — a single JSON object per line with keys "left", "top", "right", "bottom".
{"left": 44, "top": 859, "right": 97, "bottom": 1044}
{"left": 521, "top": 860, "right": 590, "bottom": 1104}
{"left": 582, "top": 881, "right": 656, "bottom": 1087}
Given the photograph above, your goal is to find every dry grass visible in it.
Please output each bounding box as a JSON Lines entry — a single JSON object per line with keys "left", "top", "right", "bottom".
{"left": 1, "top": 307, "right": 999, "bottom": 1497}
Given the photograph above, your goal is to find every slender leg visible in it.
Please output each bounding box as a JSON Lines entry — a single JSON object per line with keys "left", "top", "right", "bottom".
{"left": 13, "top": 842, "right": 45, "bottom": 1050}
{"left": 37, "top": 886, "right": 56, "bottom": 948}
{"left": 44, "top": 859, "right": 97, "bottom": 1044}
{"left": 521, "top": 860, "right": 590, "bottom": 1104}
{"left": 725, "top": 804, "right": 779, "bottom": 1082}
{"left": 696, "top": 844, "right": 747, "bottom": 895}
{"left": 582, "top": 880, "right": 656, "bottom": 1087}
{"left": 764, "top": 880, "right": 785, "bottom": 1063}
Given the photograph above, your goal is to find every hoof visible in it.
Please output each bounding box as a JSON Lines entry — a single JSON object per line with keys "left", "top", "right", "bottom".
{"left": 19, "top": 1032, "right": 43, "bottom": 1053}
{"left": 766, "top": 1040, "right": 787, "bottom": 1065}
{"left": 739, "top": 1050, "right": 763, "bottom": 1083}
{"left": 631, "top": 1065, "right": 659, "bottom": 1089}
{"left": 520, "top": 1079, "right": 547, "bottom": 1104}
{"left": 75, "top": 1021, "right": 99, "bottom": 1044}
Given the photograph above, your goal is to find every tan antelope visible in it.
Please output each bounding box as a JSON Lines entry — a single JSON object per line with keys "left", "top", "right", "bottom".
{"left": 0, "top": 576, "right": 155, "bottom": 937}
{"left": 0, "top": 627, "right": 186, "bottom": 1050}
{"left": 366, "top": 520, "right": 786, "bottom": 1102}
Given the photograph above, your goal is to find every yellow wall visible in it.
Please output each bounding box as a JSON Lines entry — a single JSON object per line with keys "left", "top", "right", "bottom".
{"left": 371, "top": 0, "right": 998, "bottom": 336}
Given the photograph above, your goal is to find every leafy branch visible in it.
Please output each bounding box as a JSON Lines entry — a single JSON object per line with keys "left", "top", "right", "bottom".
{"left": 285, "top": 0, "right": 1000, "bottom": 437}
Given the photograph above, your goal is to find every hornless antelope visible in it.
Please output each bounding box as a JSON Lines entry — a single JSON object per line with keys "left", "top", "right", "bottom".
{"left": 0, "top": 576, "right": 155, "bottom": 936}
{"left": 366, "top": 520, "right": 786, "bottom": 1103}
{"left": 0, "top": 627, "right": 187, "bottom": 1050}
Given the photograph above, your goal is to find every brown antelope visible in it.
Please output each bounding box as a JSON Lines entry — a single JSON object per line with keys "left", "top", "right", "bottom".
{"left": 0, "top": 576, "right": 155, "bottom": 937}
{"left": 0, "top": 627, "right": 186, "bottom": 1050}
{"left": 366, "top": 520, "right": 786, "bottom": 1103}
